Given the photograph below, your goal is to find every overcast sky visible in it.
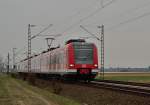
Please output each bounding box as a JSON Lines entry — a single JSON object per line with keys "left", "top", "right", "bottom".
{"left": 0, "top": 0, "right": 150, "bottom": 67}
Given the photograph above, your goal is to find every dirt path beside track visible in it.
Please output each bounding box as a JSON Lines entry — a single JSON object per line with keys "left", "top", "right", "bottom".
{"left": 0, "top": 75, "right": 57, "bottom": 105}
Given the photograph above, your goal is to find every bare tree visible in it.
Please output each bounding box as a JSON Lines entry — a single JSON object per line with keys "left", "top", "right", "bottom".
{"left": 0, "top": 55, "right": 3, "bottom": 72}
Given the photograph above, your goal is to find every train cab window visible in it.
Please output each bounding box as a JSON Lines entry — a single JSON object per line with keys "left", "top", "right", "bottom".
{"left": 73, "top": 43, "right": 93, "bottom": 64}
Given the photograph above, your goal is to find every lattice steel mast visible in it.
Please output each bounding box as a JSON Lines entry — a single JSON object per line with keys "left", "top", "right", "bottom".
{"left": 28, "top": 24, "right": 32, "bottom": 72}
{"left": 98, "top": 25, "right": 104, "bottom": 79}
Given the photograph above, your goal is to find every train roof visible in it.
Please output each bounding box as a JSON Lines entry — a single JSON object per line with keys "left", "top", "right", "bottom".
{"left": 65, "top": 39, "right": 85, "bottom": 45}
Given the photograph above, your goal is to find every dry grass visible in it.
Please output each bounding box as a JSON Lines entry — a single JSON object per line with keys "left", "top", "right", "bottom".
{"left": 104, "top": 72, "right": 150, "bottom": 76}
{"left": 0, "top": 74, "right": 80, "bottom": 105}
{"left": 0, "top": 74, "right": 56, "bottom": 105}
{"left": 97, "top": 72, "right": 150, "bottom": 83}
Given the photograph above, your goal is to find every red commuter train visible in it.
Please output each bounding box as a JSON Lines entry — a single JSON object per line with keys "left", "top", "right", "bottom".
{"left": 17, "top": 39, "right": 99, "bottom": 81}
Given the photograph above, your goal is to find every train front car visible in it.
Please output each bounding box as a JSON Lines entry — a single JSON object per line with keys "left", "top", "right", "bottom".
{"left": 66, "top": 39, "right": 99, "bottom": 81}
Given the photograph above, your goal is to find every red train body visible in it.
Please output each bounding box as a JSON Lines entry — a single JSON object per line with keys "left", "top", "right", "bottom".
{"left": 17, "top": 39, "right": 99, "bottom": 80}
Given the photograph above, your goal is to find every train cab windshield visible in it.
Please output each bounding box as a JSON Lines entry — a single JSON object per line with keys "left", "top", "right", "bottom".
{"left": 73, "top": 43, "right": 93, "bottom": 64}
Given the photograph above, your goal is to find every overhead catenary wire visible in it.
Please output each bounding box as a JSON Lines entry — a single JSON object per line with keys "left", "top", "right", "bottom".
{"left": 60, "top": 0, "right": 116, "bottom": 36}
{"left": 119, "top": 1, "right": 150, "bottom": 17}
{"left": 80, "top": 25, "right": 100, "bottom": 40}
{"left": 107, "top": 11, "right": 150, "bottom": 31}
{"left": 48, "top": 0, "right": 103, "bottom": 33}
{"left": 31, "top": 24, "right": 53, "bottom": 39}
{"left": 41, "top": 0, "right": 115, "bottom": 44}
{"left": 83, "top": 0, "right": 150, "bottom": 27}
{"left": 58, "top": 0, "right": 102, "bottom": 23}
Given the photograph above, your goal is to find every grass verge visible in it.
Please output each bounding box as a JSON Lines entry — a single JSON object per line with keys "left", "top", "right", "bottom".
{"left": 0, "top": 74, "right": 81, "bottom": 105}
{"left": 96, "top": 72, "right": 150, "bottom": 83}
{"left": 16, "top": 79, "right": 81, "bottom": 105}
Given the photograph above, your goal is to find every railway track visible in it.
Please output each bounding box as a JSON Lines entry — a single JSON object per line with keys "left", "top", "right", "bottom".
{"left": 95, "top": 79, "right": 150, "bottom": 87}
{"left": 31, "top": 78, "right": 150, "bottom": 105}
{"left": 22, "top": 75, "right": 150, "bottom": 97}
{"left": 81, "top": 80, "right": 150, "bottom": 96}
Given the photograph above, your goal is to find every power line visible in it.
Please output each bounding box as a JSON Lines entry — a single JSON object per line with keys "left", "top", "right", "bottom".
{"left": 82, "top": 1, "right": 150, "bottom": 27}
{"left": 31, "top": 24, "right": 53, "bottom": 39}
{"left": 60, "top": 0, "right": 116, "bottom": 35}
{"left": 49, "top": 0, "right": 102, "bottom": 33}
{"left": 22, "top": 0, "right": 114, "bottom": 43}
{"left": 54, "top": 1, "right": 103, "bottom": 25}
{"left": 108, "top": 11, "right": 150, "bottom": 31}
{"left": 119, "top": 1, "right": 150, "bottom": 17}
{"left": 80, "top": 25, "right": 100, "bottom": 40}
{"left": 61, "top": 0, "right": 102, "bottom": 22}
{"left": 78, "top": 0, "right": 116, "bottom": 22}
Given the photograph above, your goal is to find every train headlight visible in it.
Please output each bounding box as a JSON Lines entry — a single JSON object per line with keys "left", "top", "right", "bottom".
{"left": 69, "top": 64, "right": 74, "bottom": 67}
{"left": 94, "top": 64, "right": 98, "bottom": 67}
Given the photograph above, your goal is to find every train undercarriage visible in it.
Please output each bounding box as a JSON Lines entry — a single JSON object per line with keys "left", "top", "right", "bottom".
{"left": 18, "top": 69, "right": 97, "bottom": 82}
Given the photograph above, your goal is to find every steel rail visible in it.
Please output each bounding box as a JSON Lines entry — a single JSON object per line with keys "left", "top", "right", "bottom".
{"left": 88, "top": 80, "right": 150, "bottom": 96}
{"left": 94, "top": 79, "right": 150, "bottom": 87}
